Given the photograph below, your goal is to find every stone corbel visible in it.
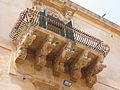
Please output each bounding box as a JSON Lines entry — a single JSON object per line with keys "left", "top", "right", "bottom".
{"left": 15, "top": 30, "right": 36, "bottom": 63}
{"left": 35, "top": 34, "right": 57, "bottom": 70}
{"left": 85, "top": 55, "right": 106, "bottom": 87}
{"left": 70, "top": 49, "right": 91, "bottom": 82}
{"left": 53, "top": 41, "right": 75, "bottom": 76}
{"left": 15, "top": 48, "right": 27, "bottom": 63}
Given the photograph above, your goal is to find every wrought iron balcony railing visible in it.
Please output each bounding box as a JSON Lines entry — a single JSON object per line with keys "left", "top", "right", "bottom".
{"left": 9, "top": 8, "right": 110, "bottom": 57}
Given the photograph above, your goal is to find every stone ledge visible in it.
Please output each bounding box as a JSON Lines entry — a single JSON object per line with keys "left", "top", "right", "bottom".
{"left": 97, "top": 75, "right": 120, "bottom": 90}
{"left": 33, "top": 0, "right": 120, "bottom": 35}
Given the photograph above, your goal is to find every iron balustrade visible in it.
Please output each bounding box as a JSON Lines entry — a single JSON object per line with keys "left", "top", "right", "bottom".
{"left": 9, "top": 8, "right": 110, "bottom": 57}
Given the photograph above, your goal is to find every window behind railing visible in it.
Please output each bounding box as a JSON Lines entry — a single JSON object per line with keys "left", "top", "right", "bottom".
{"left": 38, "top": 10, "right": 75, "bottom": 41}
{"left": 9, "top": 8, "right": 110, "bottom": 57}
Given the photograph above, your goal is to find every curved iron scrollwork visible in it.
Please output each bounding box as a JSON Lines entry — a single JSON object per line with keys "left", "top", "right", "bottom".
{"left": 9, "top": 8, "right": 110, "bottom": 57}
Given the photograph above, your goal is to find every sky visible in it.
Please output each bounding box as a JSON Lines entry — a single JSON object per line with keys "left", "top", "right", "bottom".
{"left": 71, "top": 0, "right": 120, "bottom": 25}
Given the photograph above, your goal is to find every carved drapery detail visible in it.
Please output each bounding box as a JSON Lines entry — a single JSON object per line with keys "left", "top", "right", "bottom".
{"left": 85, "top": 56, "right": 106, "bottom": 87}
{"left": 15, "top": 30, "right": 36, "bottom": 63}
{"left": 53, "top": 41, "right": 75, "bottom": 76}
{"left": 70, "top": 49, "right": 91, "bottom": 82}
{"left": 35, "top": 34, "right": 57, "bottom": 70}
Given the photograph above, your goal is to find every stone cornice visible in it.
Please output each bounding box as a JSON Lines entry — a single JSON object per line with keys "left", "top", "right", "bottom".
{"left": 33, "top": 0, "right": 120, "bottom": 35}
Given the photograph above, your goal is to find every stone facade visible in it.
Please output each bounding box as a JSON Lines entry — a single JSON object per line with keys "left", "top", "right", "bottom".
{"left": 0, "top": 0, "right": 120, "bottom": 90}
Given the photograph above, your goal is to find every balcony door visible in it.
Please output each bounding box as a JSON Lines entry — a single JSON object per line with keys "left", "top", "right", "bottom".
{"left": 38, "top": 9, "right": 74, "bottom": 41}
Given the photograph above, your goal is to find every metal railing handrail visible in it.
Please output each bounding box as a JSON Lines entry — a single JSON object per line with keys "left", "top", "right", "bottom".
{"left": 9, "top": 8, "right": 110, "bottom": 57}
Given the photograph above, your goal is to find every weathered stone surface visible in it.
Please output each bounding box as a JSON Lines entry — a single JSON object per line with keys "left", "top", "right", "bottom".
{"left": 35, "top": 34, "right": 57, "bottom": 70}
{"left": 15, "top": 48, "right": 27, "bottom": 63}
{"left": 85, "top": 56, "right": 106, "bottom": 87}
{"left": 3, "top": 0, "right": 120, "bottom": 90}
{"left": 70, "top": 49, "right": 91, "bottom": 82}
{"left": 53, "top": 41, "right": 75, "bottom": 76}
{"left": 15, "top": 30, "right": 36, "bottom": 63}
{"left": 13, "top": 26, "right": 107, "bottom": 88}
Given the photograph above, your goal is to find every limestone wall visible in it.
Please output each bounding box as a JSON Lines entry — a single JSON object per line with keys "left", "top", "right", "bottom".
{"left": 0, "top": 47, "right": 35, "bottom": 90}
{"left": 73, "top": 14, "right": 120, "bottom": 90}
{"left": 0, "top": 0, "right": 120, "bottom": 90}
{"left": 0, "top": 0, "right": 32, "bottom": 42}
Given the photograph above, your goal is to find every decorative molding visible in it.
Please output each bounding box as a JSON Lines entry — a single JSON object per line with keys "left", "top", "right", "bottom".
{"left": 85, "top": 56, "right": 106, "bottom": 87}
{"left": 70, "top": 49, "right": 91, "bottom": 82}
{"left": 15, "top": 30, "right": 36, "bottom": 63}
{"left": 10, "top": 7, "right": 110, "bottom": 88}
{"left": 47, "top": 6, "right": 66, "bottom": 21}
{"left": 53, "top": 41, "right": 75, "bottom": 76}
{"left": 12, "top": 25, "right": 107, "bottom": 87}
{"left": 33, "top": 0, "right": 75, "bottom": 22}
{"left": 35, "top": 34, "right": 57, "bottom": 70}
{"left": 32, "top": 0, "right": 120, "bottom": 36}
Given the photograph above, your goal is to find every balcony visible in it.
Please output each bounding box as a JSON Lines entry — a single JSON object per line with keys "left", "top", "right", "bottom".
{"left": 10, "top": 8, "right": 110, "bottom": 88}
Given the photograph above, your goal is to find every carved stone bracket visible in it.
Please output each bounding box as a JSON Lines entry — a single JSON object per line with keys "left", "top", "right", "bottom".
{"left": 85, "top": 55, "right": 106, "bottom": 87}
{"left": 35, "top": 34, "right": 57, "bottom": 70}
{"left": 70, "top": 49, "right": 91, "bottom": 82}
{"left": 53, "top": 41, "right": 75, "bottom": 76}
{"left": 15, "top": 30, "right": 36, "bottom": 63}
